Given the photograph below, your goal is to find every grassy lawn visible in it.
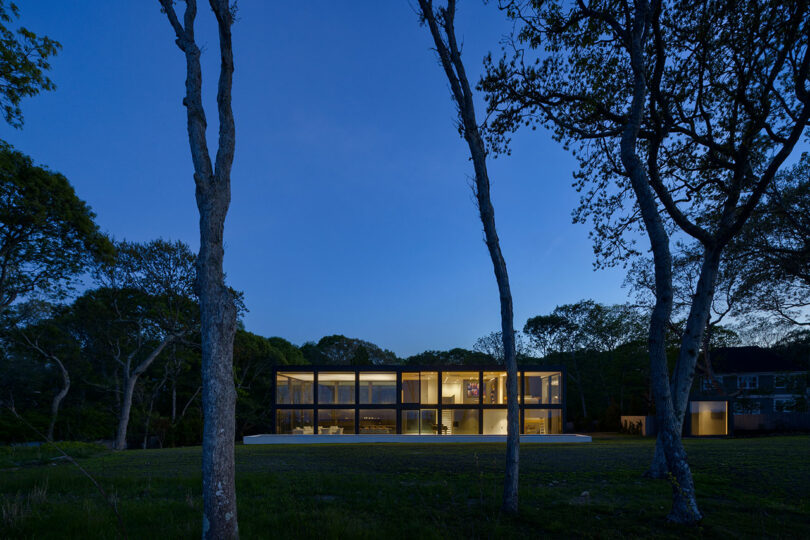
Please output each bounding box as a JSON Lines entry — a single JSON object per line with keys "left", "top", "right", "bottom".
{"left": 1, "top": 435, "right": 809, "bottom": 538}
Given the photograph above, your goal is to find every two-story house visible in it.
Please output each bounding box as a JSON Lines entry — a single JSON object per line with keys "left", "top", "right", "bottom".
{"left": 689, "top": 346, "right": 809, "bottom": 435}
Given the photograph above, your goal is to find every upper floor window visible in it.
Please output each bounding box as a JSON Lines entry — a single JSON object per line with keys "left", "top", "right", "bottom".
{"left": 737, "top": 375, "right": 758, "bottom": 390}
{"left": 774, "top": 375, "right": 787, "bottom": 389}
{"left": 732, "top": 401, "right": 761, "bottom": 415}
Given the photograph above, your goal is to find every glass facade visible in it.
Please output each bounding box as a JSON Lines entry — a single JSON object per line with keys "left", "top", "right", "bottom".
{"left": 318, "top": 372, "right": 355, "bottom": 404}
{"left": 442, "top": 371, "right": 480, "bottom": 404}
{"left": 359, "top": 372, "right": 396, "bottom": 404}
{"left": 276, "top": 373, "right": 313, "bottom": 404}
{"left": 524, "top": 409, "right": 562, "bottom": 434}
{"left": 318, "top": 409, "right": 354, "bottom": 434}
{"left": 270, "top": 367, "right": 564, "bottom": 435}
{"left": 524, "top": 372, "right": 562, "bottom": 404}
{"left": 359, "top": 409, "right": 396, "bottom": 434}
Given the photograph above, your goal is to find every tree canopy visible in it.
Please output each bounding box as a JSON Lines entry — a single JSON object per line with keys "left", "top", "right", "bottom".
{"left": 0, "top": 143, "right": 112, "bottom": 309}
{"left": 0, "top": 1, "right": 60, "bottom": 128}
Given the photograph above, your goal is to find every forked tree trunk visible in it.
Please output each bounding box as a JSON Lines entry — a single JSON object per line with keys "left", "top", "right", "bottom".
{"left": 647, "top": 247, "right": 721, "bottom": 478}
{"left": 47, "top": 357, "right": 70, "bottom": 441}
{"left": 159, "top": 1, "right": 239, "bottom": 537}
{"left": 113, "top": 337, "right": 175, "bottom": 451}
{"left": 417, "top": 0, "right": 519, "bottom": 514}
{"left": 620, "top": 2, "right": 701, "bottom": 523}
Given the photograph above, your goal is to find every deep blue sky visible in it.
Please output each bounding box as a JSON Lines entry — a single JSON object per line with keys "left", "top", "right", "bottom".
{"left": 2, "top": 1, "right": 631, "bottom": 357}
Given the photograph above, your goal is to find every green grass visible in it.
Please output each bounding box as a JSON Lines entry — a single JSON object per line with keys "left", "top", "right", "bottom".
{"left": 1, "top": 436, "right": 809, "bottom": 538}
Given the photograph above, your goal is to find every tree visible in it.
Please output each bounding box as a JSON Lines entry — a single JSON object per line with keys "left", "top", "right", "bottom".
{"left": 312, "top": 335, "right": 399, "bottom": 365}
{"left": 524, "top": 301, "right": 595, "bottom": 419}
{"left": 482, "top": 0, "right": 810, "bottom": 522}
{"left": 416, "top": 0, "right": 520, "bottom": 513}
{"left": 233, "top": 331, "right": 305, "bottom": 437}
{"left": 4, "top": 301, "right": 79, "bottom": 440}
{"left": 524, "top": 302, "right": 647, "bottom": 425}
{"left": 158, "top": 1, "right": 239, "bottom": 535}
{"left": 92, "top": 239, "right": 198, "bottom": 451}
{"left": 473, "top": 331, "right": 531, "bottom": 363}
{"left": 0, "top": 1, "right": 60, "bottom": 128}
{"left": 731, "top": 156, "right": 810, "bottom": 327}
{"left": 0, "top": 143, "right": 112, "bottom": 310}
{"left": 404, "top": 347, "right": 492, "bottom": 366}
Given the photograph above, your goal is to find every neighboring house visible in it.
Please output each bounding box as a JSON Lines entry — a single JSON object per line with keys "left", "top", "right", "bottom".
{"left": 689, "top": 346, "right": 809, "bottom": 436}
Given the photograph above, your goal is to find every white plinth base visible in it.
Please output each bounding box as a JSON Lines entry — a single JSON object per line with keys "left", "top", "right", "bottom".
{"left": 243, "top": 434, "right": 591, "bottom": 444}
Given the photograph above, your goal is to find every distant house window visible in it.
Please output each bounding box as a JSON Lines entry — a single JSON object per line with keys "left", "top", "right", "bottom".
{"left": 700, "top": 377, "right": 711, "bottom": 391}
{"left": 733, "top": 401, "right": 761, "bottom": 415}
{"left": 774, "top": 375, "right": 787, "bottom": 389}
{"left": 774, "top": 399, "right": 795, "bottom": 413}
{"left": 737, "top": 375, "right": 758, "bottom": 390}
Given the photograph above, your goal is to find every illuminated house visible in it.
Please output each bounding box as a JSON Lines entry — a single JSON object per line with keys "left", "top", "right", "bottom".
{"left": 269, "top": 365, "right": 565, "bottom": 436}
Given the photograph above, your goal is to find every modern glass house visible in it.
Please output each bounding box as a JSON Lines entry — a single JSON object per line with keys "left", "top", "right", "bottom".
{"left": 272, "top": 365, "right": 565, "bottom": 435}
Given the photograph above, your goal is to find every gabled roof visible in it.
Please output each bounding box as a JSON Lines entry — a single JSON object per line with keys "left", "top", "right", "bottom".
{"left": 709, "top": 346, "right": 805, "bottom": 374}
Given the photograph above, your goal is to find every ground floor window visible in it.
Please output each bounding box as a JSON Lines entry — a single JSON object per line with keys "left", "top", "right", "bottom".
{"left": 318, "top": 409, "right": 354, "bottom": 434}
{"left": 277, "top": 409, "right": 314, "bottom": 434}
{"left": 733, "top": 401, "right": 761, "bottom": 415}
{"left": 442, "top": 409, "right": 478, "bottom": 435}
{"left": 523, "top": 409, "right": 562, "bottom": 434}
{"left": 401, "top": 409, "right": 438, "bottom": 434}
{"left": 774, "top": 399, "right": 796, "bottom": 412}
{"left": 690, "top": 401, "right": 728, "bottom": 435}
{"left": 359, "top": 409, "right": 396, "bottom": 434}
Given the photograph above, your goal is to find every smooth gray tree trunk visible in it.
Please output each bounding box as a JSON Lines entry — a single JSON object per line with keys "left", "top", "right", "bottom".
{"left": 113, "top": 337, "right": 174, "bottom": 451}
{"left": 159, "top": 1, "right": 239, "bottom": 537}
{"left": 47, "top": 357, "right": 70, "bottom": 441}
{"left": 620, "top": 1, "right": 701, "bottom": 523}
{"left": 417, "top": 0, "right": 520, "bottom": 514}
{"left": 647, "top": 247, "right": 721, "bottom": 478}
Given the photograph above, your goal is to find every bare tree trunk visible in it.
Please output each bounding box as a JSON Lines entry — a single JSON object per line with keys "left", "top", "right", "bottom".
{"left": 159, "top": 1, "right": 239, "bottom": 537}
{"left": 620, "top": 1, "right": 701, "bottom": 523}
{"left": 114, "top": 376, "right": 137, "bottom": 451}
{"left": 171, "top": 383, "right": 177, "bottom": 423}
{"left": 113, "top": 337, "right": 174, "bottom": 451}
{"left": 416, "top": 0, "right": 520, "bottom": 514}
{"left": 47, "top": 357, "right": 70, "bottom": 441}
{"left": 647, "top": 247, "right": 721, "bottom": 478}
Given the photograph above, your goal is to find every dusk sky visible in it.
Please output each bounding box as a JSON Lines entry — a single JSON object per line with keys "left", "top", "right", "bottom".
{"left": 2, "top": 1, "right": 632, "bottom": 357}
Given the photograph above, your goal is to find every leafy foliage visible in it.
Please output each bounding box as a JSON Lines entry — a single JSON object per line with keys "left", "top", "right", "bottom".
{"left": 0, "top": 143, "right": 112, "bottom": 308}
{"left": 0, "top": 1, "right": 60, "bottom": 128}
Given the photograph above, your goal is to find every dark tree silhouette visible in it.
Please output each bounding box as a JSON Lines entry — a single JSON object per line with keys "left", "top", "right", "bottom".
{"left": 416, "top": 0, "right": 520, "bottom": 513}
{"left": 158, "top": 0, "right": 239, "bottom": 537}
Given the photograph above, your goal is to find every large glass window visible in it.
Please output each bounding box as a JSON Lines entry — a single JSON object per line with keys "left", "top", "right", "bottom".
{"left": 421, "top": 409, "right": 438, "bottom": 434}
{"left": 403, "top": 409, "right": 439, "bottom": 434}
{"left": 690, "top": 401, "right": 728, "bottom": 435}
{"left": 421, "top": 372, "right": 438, "bottom": 403}
{"left": 483, "top": 371, "right": 521, "bottom": 404}
{"left": 276, "top": 372, "right": 313, "bottom": 404}
{"left": 359, "top": 372, "right": 396, "bottom": 404}
{"left": 447, "top": 409, "right": 478, "bottom": 435}
{"left": 402, "top": 373, "right": 419, "bottom": 403}
{"left": 524, "top": 372, "right": 562, "bottom": 404}
{"left": 359, "top": 409, "right": 396, "bottom": 434}
{"left": 402, "top": 410, "right": 420, "bottom": 434}
{"left": 483, "top": 409, "right": 508, "bottom": 435}
{"left": 442, "top": 372, "right": 479, "bottom": 405}
{"left": 276, "top": 409, "right": 314, "bottom": 434}
{"left": 318, "top": 372, "right": 355, "bottom": 404}
{"left": 317, "top": 409, "right": 354, "bottom": 434}
{"left": 523, "top": 409, "right": 562, "bottom": 434}
{"left": 402, "top": 372, "right": 439, "bottom": 404}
